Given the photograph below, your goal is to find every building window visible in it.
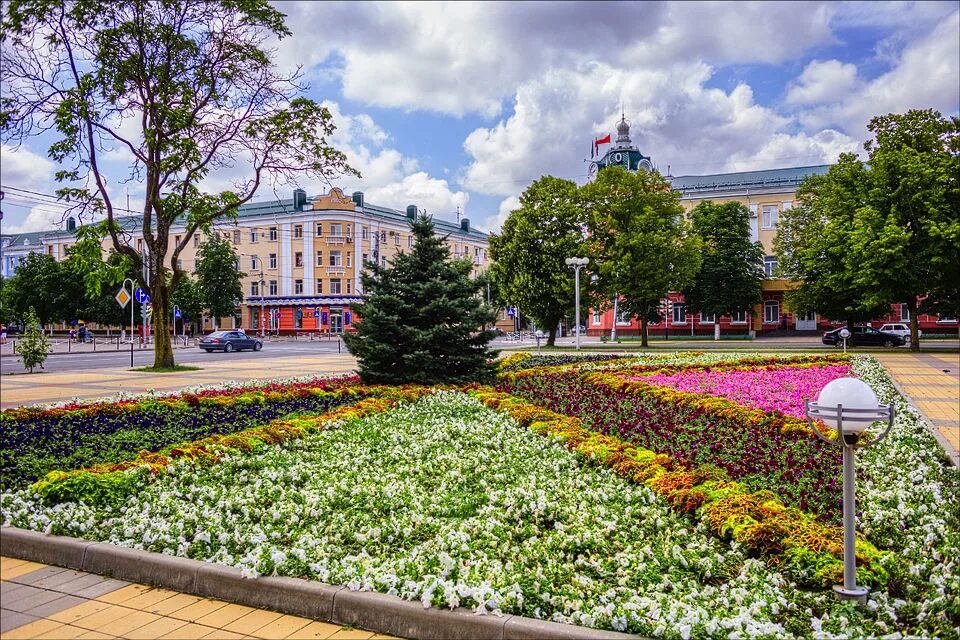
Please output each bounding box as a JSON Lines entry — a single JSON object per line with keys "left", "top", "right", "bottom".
{"left": 295, "top": 252, "right": 303, "bottom": 268}
{"left": 251, "top": 282, "right": 259, "bottom": 296}
{"left": 938, "top": 313, "right": 958, "bottom": 322}
{"left": 295, "top": 279, "right": 303, "bottom": 294}
{"left": 764, "top": 300, "right": 780, "bottom": 324}
{"left": 346, "top": 253, "right": 352, "bottom": 267}
{"left": 316, "top": 279, "right": 323, "bottom": 294}
{"left": 269, "top": 280, "right": 278, "bottom": 296}
{"left": 762, "top": 205, "right": 779, "bottom": 229}
{"left": 176, "top": 259, "right": 183, "bottom": 270}
{"left": 764, "top": 256, "right": 778, "bottom": 278}
{"left": 362, "top": 253, "right": 369, "bottom": 264}
{"left": 269, "top": 253, "right": 277, "bottom": 269}
{"left": 672, "top": 303, "right": 686, "bottom": 325}
{"left": 616, "top": 308, "right": 632, "bottom": 325}
{"left": 136, "top": 239, "right": 143, "bottom": 252}
{"left": 269, "top": 227, "right": 278, "bottom": 241}
{"left": 701, "top": 313, "right": 716, "bottom": 324}
{"left": 250, "top": 229, "right": 258, "bottom": 243}
{"left": 362, "top": 226, "right": 369, "bottom": 240}
{"left": 395, "top": 233, "right": 401, "bottom": 245}
{"left": 315, "top": 223, "right": 323, "bottom": 237}
{"left": 731, "top": 310, "right": 748, "bottom": 324}
{"left": 346, "top": 279, "right": 352, "bottom": 294}
{"left": 329, "top": 251, "right": 342, "bottom": 267}
{"left": 331, "top": 223, "right": 343, "bottom": 238}
{"left": 381, "top": 231, "right": 387, "bottom": 242}
{"left": 900, "top": 303, "right": 910, "bottom": 321}
{"left": 316, "top": 250, "right": 323, "bottom": 266}
{"left": 381, "top": 255, "right": 387, "bottom": 266}
{"left": 408, "top": 236, "right": 414, "bottom": 248}
{"left": 592, "top": 310, "right": 601, "bottom": 325}
{"left": 294, "top": 224, "right": 303, "bottom": 239}
{"left": 330, "top": 278, "right": 342, "bottom": 295}
{"left": 174, "top": 235, "right": 181, "bottom": 248}
{"left": 782, "top": 201, "right": 794, "bottom": 211}
{"left": 250, "top": 256, "right": 259, "bottom": 270}
{"left": 233, "top": 230, "right": 240, "bottom": 244}
{"left": 194, "top": 235, "right": 200, "bottom": 247}
{"left": 295, "top": 307, "right": 303, "bottom": 329}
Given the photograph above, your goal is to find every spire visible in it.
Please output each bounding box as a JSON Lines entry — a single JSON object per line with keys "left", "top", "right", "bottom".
{"left": 616, "top": 113, "right": 631, "bottom": 145}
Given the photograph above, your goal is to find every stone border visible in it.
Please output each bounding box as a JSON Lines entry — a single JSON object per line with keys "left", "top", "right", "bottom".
{"left": 0, "top": 527, "right": 639, "bottom": 640}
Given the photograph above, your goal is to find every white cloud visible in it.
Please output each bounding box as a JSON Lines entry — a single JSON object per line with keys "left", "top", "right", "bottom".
{"left": 6, "top": 204, "right": 67, "bottom": 233}
{"left": 362, "top": 172, "right": 468, "bottom": 218}
{"left": 489, "top": 195, "right": 521, "bottom": 232}
{"left": 785, "top": 60, "right": 861, "bottom": 105}
{"left": 1, "top": 144, "right": 55, "bottom": 191}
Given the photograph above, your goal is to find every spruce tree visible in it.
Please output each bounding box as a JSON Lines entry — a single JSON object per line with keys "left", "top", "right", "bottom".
{"left": 343, "top": 216, "right": 497, "bottom": 384}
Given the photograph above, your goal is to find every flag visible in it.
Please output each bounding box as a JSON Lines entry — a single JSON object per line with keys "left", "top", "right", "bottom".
{"left": 593, "top": 133, "right": 611, "bottom": 157}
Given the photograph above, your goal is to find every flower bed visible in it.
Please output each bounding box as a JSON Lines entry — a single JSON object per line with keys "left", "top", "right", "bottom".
{"left": 0, "top": 378, "right": 387, "bottom": 491}
{"left": 497, "top": 352, "right": 625, "bottom": 372}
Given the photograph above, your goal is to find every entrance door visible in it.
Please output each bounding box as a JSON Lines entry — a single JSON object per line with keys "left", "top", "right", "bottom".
{"left": 796, "top": 311, "right": 817, "bottom": 331}
{"left": 329, "top": 311, "right": 344, "bottom": 334}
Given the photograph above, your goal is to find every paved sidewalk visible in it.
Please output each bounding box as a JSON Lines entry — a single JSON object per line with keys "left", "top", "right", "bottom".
{"left": 0, "top": 353, "right": 357, "bottom": 408}
{"left": 875, "top": 352, "right": 960, "bottom": 462}
{"left": 1, "top": 556, "right": 392, "bottom": 639}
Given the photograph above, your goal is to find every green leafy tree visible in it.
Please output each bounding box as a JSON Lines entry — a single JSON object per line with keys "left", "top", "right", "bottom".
{"left": 2, "top": 253, "right": 84, "bottom": 327}
{"left": 776, "top": 154, "right": 889, "bottom": 333}
{"left": 171, "top": 275, "right": 204, "bottom": 333}
{"left": 343, "top": 215, "right": 497, "bottom": 384}
{"left": 580, "top": 166, "right": 702, "bottom": 347}
{"left": 489, "top": 176, "right": 587, "bottom": 345}
{"left": 195, "top": 235, "right": 244, "bottom": 330}
{"left": 683, "top": 201, "right": 764, "bottom": 338}
{"left": 850, "top": 109, "right": 960, "bottom": 350}
{"left": 18, "top": 307, "right": 50, "bottom": 372}
{"left": 1, "top": 0, "right": 356, "bottom": 368}
{"left": 473, "top": 270, "right": 506, "bottom": 331}
{"left": 64, "top": 232, "right": 137, "bottom": 330}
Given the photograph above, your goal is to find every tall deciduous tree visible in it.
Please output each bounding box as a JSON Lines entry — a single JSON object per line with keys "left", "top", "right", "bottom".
{"left": 195, "top": 235, "right": 244, "bottom": 331}
{"left": 488, "top": 176, "right": 587, "bottom": 346}
{"left": 851, "top": 109, "right": 960, "bottom": 350}
{"left": 171, "top": 276, "right": 203, "bottom": 333}
{"left": 2, "top": 253, "right": 84, "bottom": 327}
{"left": 343, "top": 216, "right": 496, "bottom": 385}
{"left": 776, "top": 154, "right": 888, "bottom": 332}
{"left": 1, "top": 0, "right": 355, "bottom": 368}
{"left": 580, "top": 166, "right": 701, "bottom": 347}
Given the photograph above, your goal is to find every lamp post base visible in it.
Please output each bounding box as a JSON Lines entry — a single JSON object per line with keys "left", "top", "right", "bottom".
{"left": 832, "top": 585, "right": 868, "bottom": 605}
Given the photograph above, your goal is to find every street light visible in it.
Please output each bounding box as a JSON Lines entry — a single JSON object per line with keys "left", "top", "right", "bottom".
{"left": 564, "top": 257, "right": 588, "bottom": 350}
{"left": 804, "top": 377, "right": 894, "bottom": 605}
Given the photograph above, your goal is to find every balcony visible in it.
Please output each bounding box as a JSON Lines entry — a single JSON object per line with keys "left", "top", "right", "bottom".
{"left": 325, "top": 235, "right": 352, "bottom": 245}
{"left": 326, "top": 265, "right": 346, "bottom": 275}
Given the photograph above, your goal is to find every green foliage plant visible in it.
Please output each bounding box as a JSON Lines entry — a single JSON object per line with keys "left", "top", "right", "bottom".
{"left": 195, "top": 235, "right": 245, "bottom": 329}
{"left": 18, "top": 307, "right": 50, "bottom": 373}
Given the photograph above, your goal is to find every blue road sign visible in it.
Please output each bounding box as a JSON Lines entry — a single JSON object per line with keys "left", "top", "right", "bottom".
{"left": 344, "top": 312, "right": 351, "bottom": 325}
{"left": 321, "top": 311, "right": 328, "bottom": 325}
{"left": 507, "top": 306, "right": 516, "bottom": 317}
{"left": 174, "top": 308, "right": 181, "bottom": 319}
{"left": 134, "top": 288, "right": 148, "bottom": 303}
{"left": 314, "top": 309, "right": 320, "bottom": 318}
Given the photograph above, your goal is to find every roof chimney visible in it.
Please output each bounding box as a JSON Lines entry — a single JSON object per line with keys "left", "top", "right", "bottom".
{"left": 460, "top": 218, "right": 470, "bottom": 232}
{"left": 352, "top": 191, "right": 364, "bottom": 208}
{"left": 406, "top": 205, "right": 417, "bottom": 220}
{"left": 293, "top": 188, "right": 307, "bottom": 212}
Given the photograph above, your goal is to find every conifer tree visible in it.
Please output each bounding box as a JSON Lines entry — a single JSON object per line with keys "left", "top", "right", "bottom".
{"left": 343, "top": 216, "right": 496, "bottom": 384}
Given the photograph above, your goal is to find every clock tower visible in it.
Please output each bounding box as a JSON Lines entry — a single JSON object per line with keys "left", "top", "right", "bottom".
{"left": 588, "top": 114, "right": 653, "bottom": 181}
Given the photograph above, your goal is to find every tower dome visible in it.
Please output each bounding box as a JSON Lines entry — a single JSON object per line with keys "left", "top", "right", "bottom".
{"left": 615, "top": 115, "right": 631, "bottom": 146}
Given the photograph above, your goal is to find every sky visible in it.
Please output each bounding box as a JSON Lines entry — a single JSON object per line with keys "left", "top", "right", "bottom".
{"left": 2, "top": 0, "right": 958, "bottom": 235}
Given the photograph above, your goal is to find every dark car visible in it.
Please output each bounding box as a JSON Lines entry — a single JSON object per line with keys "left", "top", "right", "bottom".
{"left": 822, "top": 326, "right": 905, "bottom": 348}
{"left": 198, "top": 330, "right": 262, "bottom": 353}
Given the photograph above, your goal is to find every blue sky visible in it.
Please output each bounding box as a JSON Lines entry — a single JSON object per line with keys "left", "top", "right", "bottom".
{"left": 2, "top": 1, "right": 958, "bottom": 235}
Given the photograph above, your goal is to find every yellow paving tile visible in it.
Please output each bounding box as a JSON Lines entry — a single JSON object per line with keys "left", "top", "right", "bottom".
{"left": 122, "top": 615, "right": 190, "bottom": 639}
{"left": 249, "top": 613, "right": 311, "bottom": 639}
{"left": 94, "top": 584, "right": 154, "bottom": 605}
{"left": 293, "top": 621, "right": 343, "bottom": 639}
{"left": 159, "top": 622, "right": 219, "bottom": 639}
{"left": 223, "top": 610, "right": 284, "bottom": 634}
{"left": 327, "top": 629, "right": 375, "bottom": 640}
{"left": 48, "top": 600, "right": 113, "bottom": 625}
{"left": 93, "top": 610, "right": 161, "bottom": 637}
{"left": 194, "top": 603, "right": 260, "bottom": 628}
{"left": 145, "top": 592, "right": 205, "bottom": 616}
{"left": 42, "top": 625, "right": 93, "bottom": 639}
{"left": 74, "top": 631, "right": 117, "bottom": 639}
{"left": 167, "top": 597, "right": 229, "bottom": 622}
{"left": 1, "top": 618, "right": 65, "bottom": 639}
{"left": 201, "top": 629, "right": 248, "bottom": 639}
{"left": 0, "top": 559, "right": 48, "bottom": 580}
{"left": 1, "top": 556, "right": 31, "bottom": 571}
{"left": 70, "top": 604, "right": 131, "bottom": 631}
{"left": 108, "top": 586, "right": 179, "bottom": 610}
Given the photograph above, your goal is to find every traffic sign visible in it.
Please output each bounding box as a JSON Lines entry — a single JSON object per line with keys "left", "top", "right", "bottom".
{"left": 321, "top": 311, "right": 328, "bottom": 325}
{"left": 134, "top": 288, "right": 150, "bottom": 304}
{"left": 174, "top": 308, "right": 181, "bottom": 319}
{"left": 313, "top": 309, "right": 320, "bottom": 318}
{"left": 507, "top": 306, "right": 516, "bottom": 317}
{"left": 115, "top": 287, "right": 131, "bottom": 308}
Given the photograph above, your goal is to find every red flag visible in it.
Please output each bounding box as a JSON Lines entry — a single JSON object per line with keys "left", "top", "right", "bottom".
{"left": 594, "top": 133, "right": 611, "bottom": 156}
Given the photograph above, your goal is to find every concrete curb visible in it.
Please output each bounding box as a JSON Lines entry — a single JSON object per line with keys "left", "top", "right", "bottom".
{"left": 1, "top": 527, "right": 639, "bottom": 640}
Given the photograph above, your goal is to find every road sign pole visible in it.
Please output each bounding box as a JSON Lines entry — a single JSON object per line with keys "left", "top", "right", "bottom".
{"left": 123, "top": 278, "right": 136, "bottom": 367}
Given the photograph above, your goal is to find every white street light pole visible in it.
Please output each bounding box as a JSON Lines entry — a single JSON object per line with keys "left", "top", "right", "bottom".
{"left": 565, "top": 257, "right": 588, "bottom": 350}
{"left": 805, "top": 378, "right": 894, "bottom": 605}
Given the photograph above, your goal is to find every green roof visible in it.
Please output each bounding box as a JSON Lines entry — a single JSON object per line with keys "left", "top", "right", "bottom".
{"left": 670, "top": 164, "right": 832, "bottom": 194}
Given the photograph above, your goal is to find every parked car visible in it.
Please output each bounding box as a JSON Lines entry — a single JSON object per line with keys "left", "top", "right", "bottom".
{"left": 878, "top": 323, "right": 921, "bottom": 341}
{"left": 199, "top": 330, "right": 262, "bottom": 353}
{"left": 822, "top": 326, "right": 905, "bottom": 348}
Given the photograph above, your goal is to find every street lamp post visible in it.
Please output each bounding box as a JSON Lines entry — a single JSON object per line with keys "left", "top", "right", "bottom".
{"left": 804, "top": 378, "right": 894, "bottom": 605}
{"left": 564, "top": 257, "right": 588, "bottom": 350}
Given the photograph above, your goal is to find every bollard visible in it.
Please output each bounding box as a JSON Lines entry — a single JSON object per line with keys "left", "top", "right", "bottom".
{"left": 338, "top": 338, "right": 341, "bottom": 353}
{"left": 68, "top": 338, "right": 71, "bottom": 353}
{"left": 93, "top": 337, "right": 96, "bottom": 351}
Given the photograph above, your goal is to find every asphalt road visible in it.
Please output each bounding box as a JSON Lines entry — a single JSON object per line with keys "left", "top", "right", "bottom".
{"left": 1, "top": 339, "right": 348, "bottom": 374}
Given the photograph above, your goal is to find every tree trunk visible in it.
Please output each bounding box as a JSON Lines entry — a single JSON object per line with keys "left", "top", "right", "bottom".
{"left": 641, "top": 316, "right": 649, "bottom": 348}
{"left": 151, "top": 274, "right": 175, "bottom": 368}
{"left": 547, "top": 325, "right": 557, "bottom": 347}
{"left": 909, "top": 301, "right": 920, "bottom": 352}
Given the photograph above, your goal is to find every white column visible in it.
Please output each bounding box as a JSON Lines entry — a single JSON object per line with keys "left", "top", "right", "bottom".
{"left": 749, "top": 204, "right": 759, "bottom": 243}
{"left": 281, "top": 222, "right": 292, "bottom": 295}
{"left": 303, "top": 220, "right": 314, "bottom": 294}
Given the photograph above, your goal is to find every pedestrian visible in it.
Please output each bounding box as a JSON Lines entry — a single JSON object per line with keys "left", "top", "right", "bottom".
{"left": 70, "top": 328, "right": 76, "bottom": 342}
{"left": 0, "top": 325, "right": 7, "bottom": 345}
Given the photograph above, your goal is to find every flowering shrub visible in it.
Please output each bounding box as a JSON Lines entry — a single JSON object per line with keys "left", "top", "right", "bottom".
{"left": 497, "top": 352, "right": 625, "bottom": 372}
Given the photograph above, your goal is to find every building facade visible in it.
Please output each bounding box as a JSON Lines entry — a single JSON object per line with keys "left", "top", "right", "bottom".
{"left": 1, "top": 188, "right": 492, "bottom": 334}
{"left": 585, "top": 117, "right": 959, "bottom": 337}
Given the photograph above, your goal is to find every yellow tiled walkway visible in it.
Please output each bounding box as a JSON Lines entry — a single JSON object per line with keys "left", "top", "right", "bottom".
{"left": 875, "top": 352, "right": 960, "bottom": 457}
{"left": 1, "top": 557, "right": 394, "bottom": 640}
